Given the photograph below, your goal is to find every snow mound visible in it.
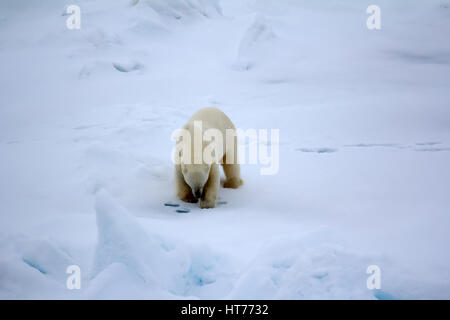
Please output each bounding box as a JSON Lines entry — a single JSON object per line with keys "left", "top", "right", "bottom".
{"left": 93, "top": 190, "right": 160, "bottom": 283}
{"left": 233, "top": 14, "right": 277, "bottom": 70}
{"left": 0, "top": 234, "right": 77, "bottom": 299}
{"left": 92, "top": 190, "right": 233, "bottom": 298}
{"left": 135, "top": 0, "right": 222, "bottom": 20}
{"left": 227, "top": 234, "right": 377, "bottom": 299}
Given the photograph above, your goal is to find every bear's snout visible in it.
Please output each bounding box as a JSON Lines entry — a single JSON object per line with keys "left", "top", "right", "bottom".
{"left": 192, "top": 188, "right": 203, "bottom": 199}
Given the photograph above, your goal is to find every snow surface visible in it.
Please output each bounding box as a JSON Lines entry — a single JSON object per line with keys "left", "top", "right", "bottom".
{"left": 1, "top": 0, "right": 450, "bottom": 299}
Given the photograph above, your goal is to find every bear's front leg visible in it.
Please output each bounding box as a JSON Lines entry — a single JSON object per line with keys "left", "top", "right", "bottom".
{"left": 175, "top": 164, "right": 198, "bottom": 203}
{"left": 200, "top": 163, "right": 220, "bottom": 209}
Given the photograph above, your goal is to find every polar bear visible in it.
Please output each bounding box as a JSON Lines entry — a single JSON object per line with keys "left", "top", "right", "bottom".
{"left": 174, "top": 107, "right": 243, "bottom": 208}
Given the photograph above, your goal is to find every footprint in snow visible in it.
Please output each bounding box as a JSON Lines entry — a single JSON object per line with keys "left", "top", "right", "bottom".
{"left": 296, "top": 147, "right": 337, "bottom": 154}
{"left": 415, "top": 141, "right": 441, "bottom": 146}
{"left": 345, "top": 143, "right": 402, "bottom": 149}
{"left": 415, "top": 147, "right": 450, "bottom": 152}
{"left": 112, "top": 61, "right": 143, "bottom": 73}
{"left": 5, "top": 140, "right": 21, "bottom": 145}
{"left": 164, "top": 202, "right": 180, "bottom": 207}
{"left": 164, "top": 200, "right": 227, "bottom": 213}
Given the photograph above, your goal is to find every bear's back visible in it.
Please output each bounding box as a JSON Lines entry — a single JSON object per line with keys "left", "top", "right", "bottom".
{"left": 186, "top": 107, "right": 235, "bottom": 132}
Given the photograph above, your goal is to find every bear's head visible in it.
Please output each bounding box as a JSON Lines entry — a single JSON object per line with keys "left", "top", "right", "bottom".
{"left": 181, "top": 163, "right": 211, "bottom": 199}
